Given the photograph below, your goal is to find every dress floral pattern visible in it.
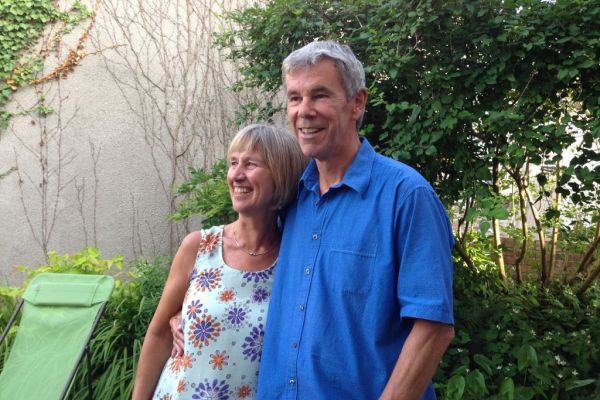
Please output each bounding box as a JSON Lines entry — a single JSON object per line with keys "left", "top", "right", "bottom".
{"left": 153, "top": 226, "right": 276, "bottom": 400}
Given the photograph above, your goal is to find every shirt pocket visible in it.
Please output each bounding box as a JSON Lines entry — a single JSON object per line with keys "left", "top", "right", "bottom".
{"left": 327, "top": 243, "right": 377, "bottom": 294}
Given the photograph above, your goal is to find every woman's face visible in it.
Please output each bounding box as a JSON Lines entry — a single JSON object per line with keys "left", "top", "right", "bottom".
{"left": 227, "top": 149, "right": 276, "bottom": 216}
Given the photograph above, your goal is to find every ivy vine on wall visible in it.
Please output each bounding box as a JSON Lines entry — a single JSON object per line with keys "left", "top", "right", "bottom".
{"left": 0, "top": 0, "right": 92, "bottom": 129}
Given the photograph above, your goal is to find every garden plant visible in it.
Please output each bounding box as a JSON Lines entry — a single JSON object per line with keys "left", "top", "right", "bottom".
{"left": 1, "top": 0, "right": 599, "bottom": 399}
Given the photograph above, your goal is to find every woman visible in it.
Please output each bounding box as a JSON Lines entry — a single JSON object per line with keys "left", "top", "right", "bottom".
{"left": 132, "top": 124, "right": 306, "bottom": 400}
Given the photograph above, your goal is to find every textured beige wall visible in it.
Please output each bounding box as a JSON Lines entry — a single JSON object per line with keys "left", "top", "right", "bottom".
{"left": 0, "top": 0, "right": 259, "bottom": 285}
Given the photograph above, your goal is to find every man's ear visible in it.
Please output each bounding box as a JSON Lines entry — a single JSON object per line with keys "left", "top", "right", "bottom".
{"left": 352, "top": 88, "right": 368, "bottom": 119}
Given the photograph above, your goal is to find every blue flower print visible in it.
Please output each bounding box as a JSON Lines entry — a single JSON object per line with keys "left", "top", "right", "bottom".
{"left": 252, "top": 287, "right": 269, "bottom": 303}
{"left": 189, "top": 314, "right": 221, "bottom": 348}
{"left": 242, "top": 268, "right": 273, "bottom": 283}
{"left": 192, "top": 378, "right": 229, "bottom": 399}
{"left": 242, "top": 324, "right": 264, "bottom": 362}
{"left": 223, "top": 303, "right": 251, "bottom": 330}
{"left": 196, "top": 268, "right": 222, "bottom": 292}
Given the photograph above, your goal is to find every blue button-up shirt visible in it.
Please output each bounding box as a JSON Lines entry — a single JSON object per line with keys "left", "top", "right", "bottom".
{"left": 257, "top": 139, "right": 454, "bottom": 399}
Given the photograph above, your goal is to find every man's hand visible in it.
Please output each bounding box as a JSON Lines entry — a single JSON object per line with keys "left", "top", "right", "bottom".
{"left": 169, "top": 311, "right": 184, "bottom": 357}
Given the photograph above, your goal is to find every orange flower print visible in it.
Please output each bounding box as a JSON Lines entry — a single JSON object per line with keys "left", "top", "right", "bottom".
{"left": 219, "top": 288, "right": 235, "bottom": 302}
{"left": 169, "top": 354, "right": 192, "bottom": 373}
{"left": 196, "top": 268, "right": 222, "bottom": 292}
{"left": 235, "top": 384, "right": 253, "bottom": 398}
{"left": 176, "top": 380, "right": 187, "bottom": 393}
{"left": 186, "top": 299, "right": 203, "bottom": 319}
{"left": 209, "top": 350, "right": 229, "bottom": 370}
{"left": 189, "top": 314, "right": 221, "bottom": 348}
{"left": 198, "top": 232, "right": 219, "bottom": 253}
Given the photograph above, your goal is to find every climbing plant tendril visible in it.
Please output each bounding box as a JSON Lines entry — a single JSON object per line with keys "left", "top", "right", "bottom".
{"left": 0, "top": 0, "right": 92, "bottom": 130}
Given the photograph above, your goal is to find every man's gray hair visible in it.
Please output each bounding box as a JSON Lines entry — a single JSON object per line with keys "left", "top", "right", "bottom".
{"left": 282, "top": 40, "right": 366, "bottom": 100}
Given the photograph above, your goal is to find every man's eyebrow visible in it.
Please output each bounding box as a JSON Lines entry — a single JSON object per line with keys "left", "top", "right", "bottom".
{"left": 286, "top": 85, "right": 335, "bottom": 96}
{"left": 311, "top": 85, "right": 334, "bottom": 94}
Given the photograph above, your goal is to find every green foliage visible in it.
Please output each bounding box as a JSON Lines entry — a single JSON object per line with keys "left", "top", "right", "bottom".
{"left": 14, "top": 246, "right": 123, "bottom": 292}
{"left": 3, "top": 244, "right": 597, "bottom": 399}
{"left": 436, "top": 256, "right": 600, "bottom": 399}
{"left": 0, "top": 247, "right": 123, "bottom": 377}
{"left": 215, "top": 0, "right": 600, "bottom": 288}
{"left": 214, "top": 0, "right": 600, "bottom": 209}
{"left": 171, "top": 159, "right": 236, "bottom": 226}
{"left": 0, "top": 0, "right": 92, "bottom": 129}
{"left": 0, "top": 249, "right": 170, "bottom": 399}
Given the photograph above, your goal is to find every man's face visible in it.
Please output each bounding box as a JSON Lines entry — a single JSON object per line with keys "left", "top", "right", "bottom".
{"left": 285, "top": 60, "right": 366, "bottom": 162}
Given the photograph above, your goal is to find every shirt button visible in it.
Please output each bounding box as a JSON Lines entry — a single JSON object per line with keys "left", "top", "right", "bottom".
{"left": 312, "top": 233, "right": 319, "bottom": 240}
{"left": 292, "top": 342, "right": 298, "bottom": 348}
{"left": 305, "top": 267, "right": 311, "bottom": 275}
{"left": 299, "top": 304, "right": 305, "bottom": 311}
{"left": 289, "top": 378, "right": 296, "bottom": 385}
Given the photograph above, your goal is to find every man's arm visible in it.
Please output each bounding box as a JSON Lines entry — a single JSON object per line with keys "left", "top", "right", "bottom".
{"left": 379, "top": 319, "right": 454, "bottom": 400}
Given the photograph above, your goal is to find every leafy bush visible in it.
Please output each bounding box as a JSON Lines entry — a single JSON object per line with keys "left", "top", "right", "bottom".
{"left": 437, "top": 255, "right": 600, "bottom": 399}
{"left": 0, "top": 247, "right": 123, "bottom": 369}
{"left": 171, "top": 159, "right": 236, "bottom": 226}
{"left": 0, "top": 249, "right": 169, "bottom": 399}
{"left": 3, "top": 245, "right": 598, "bottom": 399}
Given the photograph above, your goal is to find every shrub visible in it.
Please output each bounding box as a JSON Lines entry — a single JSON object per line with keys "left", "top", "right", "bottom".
{"left": 436, "top": 259, "right": 600, "bottom": 399}
{"left": 170, "top": 159, "right": 236, "bottom": 226}
{"left": 0, "top": 249, "right": 170, "bottom": 399}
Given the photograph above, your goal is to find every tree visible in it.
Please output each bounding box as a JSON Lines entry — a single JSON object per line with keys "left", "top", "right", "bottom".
{"left": 213, "top": 0, "right": 600, "bottom": 288}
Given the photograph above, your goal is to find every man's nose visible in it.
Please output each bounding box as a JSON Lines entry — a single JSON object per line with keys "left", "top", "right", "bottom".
{"left": 297, "top": 97, "right": 315, "bottom": 118}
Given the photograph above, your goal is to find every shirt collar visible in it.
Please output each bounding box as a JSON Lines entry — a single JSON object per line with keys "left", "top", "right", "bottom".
{"left": 299, "top": 138, "right": 376, "bottom": 197}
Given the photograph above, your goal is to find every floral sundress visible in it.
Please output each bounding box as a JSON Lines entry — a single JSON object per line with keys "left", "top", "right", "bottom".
{"left": 153, "top": 225, "right": 276, "bottom": 400}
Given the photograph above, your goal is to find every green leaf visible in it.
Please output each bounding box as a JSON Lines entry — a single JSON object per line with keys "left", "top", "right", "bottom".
{"left": 565, "top": 379, "right": 596, "bottom": 391}
{"left": 466, "top": 369, "right": 487, "bottom": 395}
{"left": 514, "top": 386, "right": 535, "bottom": 400}
{"left": 517, "top": 344, "right": 537, "bottom": 371}
{"left": 484, "top": 328, "right": 498, "bottom": 341}
{"left": 440, "top": 115, "right": 458, "bottom": 129}
{"left": 491, "top": 206, "right": 509, "bottom": 220}
{"left": 556, "top": 69, "right": 569, "bottom": 80}
{"left": 425, "top": 145, "right": 437, "bottom": 156}
{"left": 445, "top": 375, "right": 465, "bottom": 400}
{"left": 473, "top": 354, "right": 493, "bottom": 375}
{"left": 479, "top": 221, "right": 491, "bottom": 235}
{"left": 499, "top": 378, "right": 515, "bottom": 400}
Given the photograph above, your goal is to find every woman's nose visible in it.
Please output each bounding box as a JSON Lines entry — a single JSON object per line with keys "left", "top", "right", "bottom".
{"left": 231, "top": 165, "right": 246, "bottom": 180}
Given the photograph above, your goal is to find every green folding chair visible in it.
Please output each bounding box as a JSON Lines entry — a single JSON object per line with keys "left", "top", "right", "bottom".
{"left": 0, "top": 273, "right": 114, "bottom": 400}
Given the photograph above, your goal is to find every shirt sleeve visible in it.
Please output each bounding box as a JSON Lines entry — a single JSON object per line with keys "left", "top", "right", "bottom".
{"left": 395, "top": 186, "right": 455, "bottom": 325}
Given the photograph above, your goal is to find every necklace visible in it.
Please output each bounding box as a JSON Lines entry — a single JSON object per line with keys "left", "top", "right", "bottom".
{"left": 232, "top": 229, "right": 274, "bottom": 256}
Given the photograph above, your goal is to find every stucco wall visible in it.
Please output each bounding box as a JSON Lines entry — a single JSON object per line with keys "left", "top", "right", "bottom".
{"left": 0, "top": 0, "right": 257, "bottom": 285}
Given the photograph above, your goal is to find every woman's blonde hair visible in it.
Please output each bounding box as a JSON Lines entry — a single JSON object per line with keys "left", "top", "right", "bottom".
{"left": 228, "top": 124, "right": 307, "bottom": 210}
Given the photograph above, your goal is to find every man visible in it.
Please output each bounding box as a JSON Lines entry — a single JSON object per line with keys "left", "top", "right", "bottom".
{"left": 256, "top": 41, "right": 455, "bottom": 399}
